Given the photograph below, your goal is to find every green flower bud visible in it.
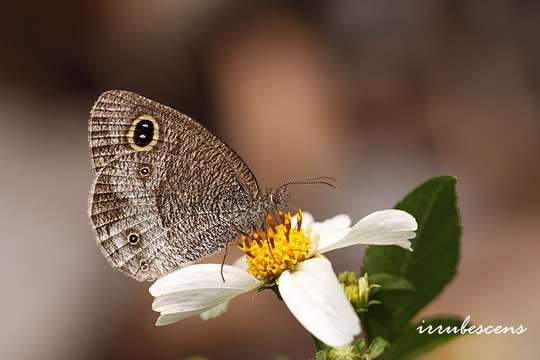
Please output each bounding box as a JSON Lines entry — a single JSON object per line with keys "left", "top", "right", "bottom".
{"left": 327, "top": 344, "right": 361, "bottom": 360}
{"left": 338, "top": 272, "right": 379, "bottom": 313}
{"left": 357, "top": 273, "right": 369, "bottom": 309}
{"left": 339, "top": 271, "right": 362, "bottom": 309}
{"left": 338, "top": 271, "right": 359, "bottom": 285}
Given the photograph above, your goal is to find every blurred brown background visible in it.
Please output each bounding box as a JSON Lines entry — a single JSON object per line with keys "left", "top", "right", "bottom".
{"left": 1, "top": 1, "right": 539, "bottom": 359}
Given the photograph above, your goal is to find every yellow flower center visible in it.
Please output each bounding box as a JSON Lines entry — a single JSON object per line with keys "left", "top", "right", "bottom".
{"left": 238, "top": 210, "right": 312, "bottom": 282}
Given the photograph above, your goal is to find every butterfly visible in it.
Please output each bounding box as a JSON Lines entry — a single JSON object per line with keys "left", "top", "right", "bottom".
{"left": 88, "top": 90, "right": 334, "bottom": 281}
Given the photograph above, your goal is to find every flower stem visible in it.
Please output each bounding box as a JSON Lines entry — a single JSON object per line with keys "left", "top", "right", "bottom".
{"left": 268, "top": 283, "right": 283, "bottom": 301}
{"left": 359, "top": 313, "right": 370, "bottom": 347}
{"left": 311, "top": 334, "right": 326, "bottom": 351}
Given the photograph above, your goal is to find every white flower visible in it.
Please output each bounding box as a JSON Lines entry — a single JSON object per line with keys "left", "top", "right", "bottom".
{"left": 149, "top": 209, "right": 417, "bottom": 347}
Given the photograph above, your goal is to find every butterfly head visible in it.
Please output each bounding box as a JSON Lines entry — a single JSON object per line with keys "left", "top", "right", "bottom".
{"left": 268, "top": 187, "right": 291, "bottom": 210}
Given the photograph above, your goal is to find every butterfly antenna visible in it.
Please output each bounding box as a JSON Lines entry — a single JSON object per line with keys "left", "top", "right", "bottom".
{"left": 278, "top": 176, "right": 338, "bottom": 192}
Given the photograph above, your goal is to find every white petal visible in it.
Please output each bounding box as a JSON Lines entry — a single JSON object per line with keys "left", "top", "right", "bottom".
{"left": 309, "top": 214, "right": 352, "bottom": 253}
{"left": 199, "top": 301, "right": 229, "bottom": 321}
{"left": 302, "top": 212, "right": 315, "bottom": 227}
{"left": 318, "top": 210, "right": 417, "bottom": 253}
{"left": 157, "top": 309, "right": 211, "bottom": 326}
{"left": 150, "top": 263, "right": 259, "bottom": 297}
{"left": 149, "top": 264, "right": 260, "bottom": 324}
{"left": 311, "top": 214, "right": 352, "bottom": 232}
{"left": 198, "top": 256, "right": 246, "bottom": 321}
{"left": 278, "top": 257, "right": 360, "bottom": 347}
{"left": 232, "top": 255, "right": 248, "bottom": 271}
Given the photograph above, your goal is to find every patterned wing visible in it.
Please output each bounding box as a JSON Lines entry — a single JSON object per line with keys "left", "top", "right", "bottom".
{"left": 89, "top": 90, "right": 260, "bottom": 281}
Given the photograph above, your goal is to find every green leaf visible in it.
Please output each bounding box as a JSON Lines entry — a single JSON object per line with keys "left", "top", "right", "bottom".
{"left": 368, "top": 273, "right": 415, "bottom": 291}
{"left": 383, "top": 316, "right": 467, "bottom": 360}
{"left": 364, "top": 337, "right": 390, "bottom": 359}
{"left": 362, "top": 176, "right": 461, "bottom": 341}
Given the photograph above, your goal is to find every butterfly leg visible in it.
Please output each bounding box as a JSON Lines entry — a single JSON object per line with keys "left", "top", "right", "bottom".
{"left": 220, "top": 225, "right": 251, "bottom": 282}
{"left": 220, "top": 240, "right": 229, "bottom": 282}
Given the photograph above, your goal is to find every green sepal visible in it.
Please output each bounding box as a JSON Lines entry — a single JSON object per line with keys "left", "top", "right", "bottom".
{"left": 362, "top": 337, "right": 390, "bottom": 359}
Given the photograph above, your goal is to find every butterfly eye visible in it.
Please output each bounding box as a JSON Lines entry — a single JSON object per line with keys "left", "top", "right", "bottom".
{"left": 128, "top": 115, "right": 159, "bottom": 151}
{"left": 270, "top": 192, "right": 280, "bottom": 205}
{"left": 128, "top": 232, "right": 140, "bottom": 245}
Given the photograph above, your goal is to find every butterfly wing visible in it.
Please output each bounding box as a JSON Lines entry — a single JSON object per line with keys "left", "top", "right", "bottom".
{"left": 89, "top": 90, "right": 260, "bottom": 281}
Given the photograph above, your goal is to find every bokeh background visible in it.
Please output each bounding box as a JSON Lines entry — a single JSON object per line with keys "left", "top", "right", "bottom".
{"left": 1, "top": 1, "right": 539, "bottom": 359}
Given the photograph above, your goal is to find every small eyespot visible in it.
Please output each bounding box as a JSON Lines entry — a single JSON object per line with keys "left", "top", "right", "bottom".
{"left": 128, "top": 232, "right": 140, "bottom": 245}
{"left": 140, "top": 166, "right": 150, "bottom": 176}
{"left": 140, "top": 260, "right": 149, "bottom": 271}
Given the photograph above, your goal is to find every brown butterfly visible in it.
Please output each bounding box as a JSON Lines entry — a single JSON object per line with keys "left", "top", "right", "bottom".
{"left": 88, "top": 90, "right": 334, "bottom": 281}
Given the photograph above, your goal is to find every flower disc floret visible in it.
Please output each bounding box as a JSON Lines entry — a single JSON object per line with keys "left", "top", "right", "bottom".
{"left": 238, "top": 211, "right": 312, "bottom": 281}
